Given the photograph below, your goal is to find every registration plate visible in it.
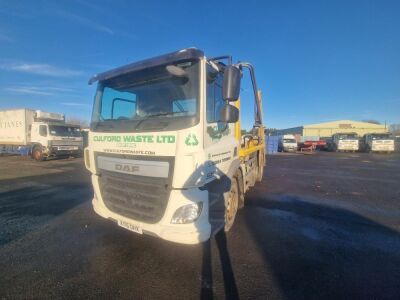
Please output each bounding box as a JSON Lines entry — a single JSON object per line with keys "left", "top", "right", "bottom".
{"left": 117, "top": 220, "right": 143, "bottom": 234}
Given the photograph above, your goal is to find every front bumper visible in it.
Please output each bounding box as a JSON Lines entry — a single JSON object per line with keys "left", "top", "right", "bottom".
{"left": 48, "top": 146, "right": 82, "bottom": 156}
{"left": 338, "top": 145, "right": 358, "bottom": 151}
{"left": 283, "top": 146, "right": 297, "bottom": 152}
{"left": 371, "top": 145, "right": 395, "bottom": 152}
{"left": 91, "top": 174, "right": 211, "bottom": 244}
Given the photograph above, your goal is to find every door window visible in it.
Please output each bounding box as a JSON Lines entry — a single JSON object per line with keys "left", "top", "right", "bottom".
{"left": 206, "top": 66, "right": 225, "bottom": 123}
{"left": 39, "top": 125, "right": 47, "bottom": 137}
{"left": 205, "top": 64, "right": 234, "bottom": 146}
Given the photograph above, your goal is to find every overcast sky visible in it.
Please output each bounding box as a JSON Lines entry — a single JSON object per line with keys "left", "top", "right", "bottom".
{"left": 0, "top": 0, "right": 399, "bottom": 129}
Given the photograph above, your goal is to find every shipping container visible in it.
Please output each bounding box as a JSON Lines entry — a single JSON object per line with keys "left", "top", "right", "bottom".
{"left": 266, "top": 135, "right": 279, "bottom": 154}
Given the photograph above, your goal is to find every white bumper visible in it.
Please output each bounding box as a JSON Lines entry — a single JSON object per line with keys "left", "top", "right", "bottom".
{"left": 283, "top": 144, "right": 297, "bottom": 152}
{"left": 371, "top": 144, "right": 395, "bottom": 152}
{"left": 91, "top": 174, "right": 211, "bottom": 244}
{"left": 338, "top": 143, "right": 358, "bottom": 151}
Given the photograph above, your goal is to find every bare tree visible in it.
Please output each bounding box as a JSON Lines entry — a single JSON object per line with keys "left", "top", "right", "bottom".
{"left": 362, "top": 119, "right": 381, "bottom": 124}
{"left": 67, "top": 117, "right": 90, "bottom": 128}
{"left": 389, "top": 124, "right": 400, "bottom": 136}
{"left": 264, "top": 128, "right": 278, "bottom": 136}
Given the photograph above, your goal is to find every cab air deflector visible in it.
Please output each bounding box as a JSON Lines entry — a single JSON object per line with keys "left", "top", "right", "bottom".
{"left": 88, "top": 48, "right": 204, "bottom": 85}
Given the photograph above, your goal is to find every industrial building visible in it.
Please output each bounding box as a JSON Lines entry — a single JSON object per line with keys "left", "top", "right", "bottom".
{"left": 277, "top": 120, "right": 389, "bottom": 139}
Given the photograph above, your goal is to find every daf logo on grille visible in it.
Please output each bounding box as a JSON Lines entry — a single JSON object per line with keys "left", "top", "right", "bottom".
{"left": 115, "top": 163, "right": 140, "bottom": 173}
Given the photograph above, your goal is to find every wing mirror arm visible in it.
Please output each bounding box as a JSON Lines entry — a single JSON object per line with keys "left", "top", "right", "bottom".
{"left": 221, "top": 62, "right": 263, "bottom": 126}
{"left": 236, "top": 62, "right": 263, "bottom": 125}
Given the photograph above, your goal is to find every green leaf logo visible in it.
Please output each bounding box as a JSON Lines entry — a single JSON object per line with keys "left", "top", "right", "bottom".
{"left": 185, "top": 133, "right": 199, "bottom": 146}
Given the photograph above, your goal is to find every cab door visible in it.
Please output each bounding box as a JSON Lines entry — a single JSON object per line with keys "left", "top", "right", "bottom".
{"left": 203, "top": 63, "right": 238, "bottom": 180}
{"left": 32, "top": 123, "right": 49, "bottom": 146}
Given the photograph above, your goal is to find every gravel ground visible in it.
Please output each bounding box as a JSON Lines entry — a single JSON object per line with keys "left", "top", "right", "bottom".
{"left": 0, "top": 152, "right": 399, "bottom": 299}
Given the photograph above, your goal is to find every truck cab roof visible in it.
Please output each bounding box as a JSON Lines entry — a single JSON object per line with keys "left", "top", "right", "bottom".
{"left": 88, "top": 48, "right": 204, "bottom": 85}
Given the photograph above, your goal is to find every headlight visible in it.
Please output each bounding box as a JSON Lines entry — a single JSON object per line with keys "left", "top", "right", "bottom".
{"left": 171, "top": 202, "right": 203, "bottom": 224}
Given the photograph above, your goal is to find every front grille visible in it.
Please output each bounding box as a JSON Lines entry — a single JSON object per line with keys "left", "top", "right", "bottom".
{"left": 99, "top": 170, "right": 170, "bottom": 224}
{"left": 51, "top": 141, "right": 82, "bottom": 146}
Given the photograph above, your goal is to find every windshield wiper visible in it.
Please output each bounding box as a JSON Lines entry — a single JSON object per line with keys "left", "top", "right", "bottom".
{"left": 134, "top": 111, "right": 187, "bottom": 131}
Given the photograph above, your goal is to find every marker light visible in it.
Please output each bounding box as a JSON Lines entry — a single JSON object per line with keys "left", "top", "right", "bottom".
{"left": 171, "top": 202, "right": 203, "bottom": 224}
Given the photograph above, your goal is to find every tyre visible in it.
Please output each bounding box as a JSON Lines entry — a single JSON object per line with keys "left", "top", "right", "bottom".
{"left": 32, "top": 147, "right": 45, "bottom": 161}
{"left": 224, "top": 176, "right": 239, "bottom": 232}
{"left": 256, "top": 151, "right": 264, "bottom": 182}
{"left": 72, "top": 152, "right": 83, "bottom": 158}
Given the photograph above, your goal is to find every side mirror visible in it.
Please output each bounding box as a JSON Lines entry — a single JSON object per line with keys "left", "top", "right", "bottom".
{"left": 222, "top": 66, "right": 241, "bottom": 101}
{"left": 220, "top": 104, "right": 239, "bottom": 123}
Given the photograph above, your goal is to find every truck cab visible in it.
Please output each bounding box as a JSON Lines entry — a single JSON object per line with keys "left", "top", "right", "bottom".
{"left": 31, "top": 121, "right": 83, "bottom": 160}
{"left": 363, "top": 133, "right": 394, "bottom": 153}
{"left": 28, "top": 111, "right": 83, "bottom": 161}
{"left": 84, "top": 48, "right": 265, "bottom": 244}
{"left": 330, "top": 133, "right": 359, "bottom": 152}
{"left": 278, "top": 134, "right": 297, "bottom": 152}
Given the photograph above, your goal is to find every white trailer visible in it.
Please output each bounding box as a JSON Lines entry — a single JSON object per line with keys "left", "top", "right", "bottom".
{"left": 0, "top": 109, "right": 35, "bottom": 146}
{"left": 0, "top": 109, "right": 84, "bottom": 160}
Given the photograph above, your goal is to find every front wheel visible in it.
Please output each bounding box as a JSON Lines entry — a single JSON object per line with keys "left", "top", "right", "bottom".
{"left": 224, "top": 177, "right": 239, "bottom": 232}
{"left": 72, "top": 151, "right": 83, "bottom": 158}
{"left": 32, "top": 147, "right": 45, "bottom": 161}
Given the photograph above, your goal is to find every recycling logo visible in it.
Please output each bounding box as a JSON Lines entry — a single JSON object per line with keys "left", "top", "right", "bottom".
{"left": 185, "top": 133, "right": 199, "bottom": 146}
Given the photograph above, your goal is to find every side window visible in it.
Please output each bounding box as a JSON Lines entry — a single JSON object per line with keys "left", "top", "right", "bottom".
{"left": 39, "top": 125, "right": 47, "bottom": 137}
{"left": 206, "top": 66, "right": 225, "bottom": 123}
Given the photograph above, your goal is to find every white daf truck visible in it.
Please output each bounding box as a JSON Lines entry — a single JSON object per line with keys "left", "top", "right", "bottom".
{"left": 363, "top": 133, "right": 395, "bottom": 153}
{"left": 0, "top": 109, "right": 83, "bottom": 160}
{"left": 329, "top": 133, "right": 359, "bottom": 152}
{"left": 278, "top": 134, "right": 297, "bottom": 152}
{"left": 85, "top": 48, "right": 265, "bottom": 244}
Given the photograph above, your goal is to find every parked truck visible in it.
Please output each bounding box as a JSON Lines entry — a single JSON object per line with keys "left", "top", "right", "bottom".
{"left": 278, "top": 134, "right": 298, "bottom": 152}
{"left": 0, "top": 109, "right": 83, "bottom": 160}
{"left": 362, "top": 133, "right": 395, "bottom": 153}
{"left": 84, "top": 48, "right": 265, "bottom": 244}
{"left": 328, "top": 132, "right": 359, "bottom": 152}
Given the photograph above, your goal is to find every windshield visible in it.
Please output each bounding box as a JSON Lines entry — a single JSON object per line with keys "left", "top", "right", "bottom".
{"left": 91, "top": 60, "right": 200, "bottom": 132}
{"left": 371, "top": 134, "right": 393, "bottom": 140}
{"left": 338, "top": 134, "right": 357, "bottom": 140}
{"left": 283, "top": 139, "right": 296, "bottom": 143}
{"left": 49, "top": 125, "right": 81, "bottom": 137}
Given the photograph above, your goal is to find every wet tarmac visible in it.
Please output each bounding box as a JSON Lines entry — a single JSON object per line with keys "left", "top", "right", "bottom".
{"left": 0, "top": 152, "right": 399, "bottom": 299}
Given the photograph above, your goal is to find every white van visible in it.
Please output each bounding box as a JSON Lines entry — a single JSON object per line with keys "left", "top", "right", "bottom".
{"left": 278, "top": 134, "right": 298, "bottom": 152}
